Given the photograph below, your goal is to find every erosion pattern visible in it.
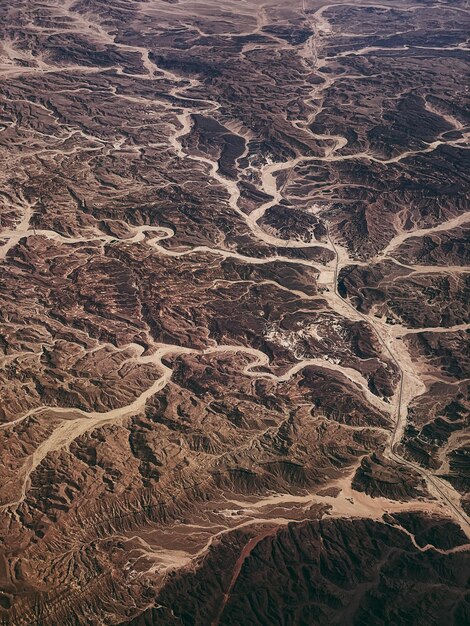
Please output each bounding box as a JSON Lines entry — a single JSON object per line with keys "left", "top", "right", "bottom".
{"left": 0, "top": 0, "right": 469, "bottom": 624}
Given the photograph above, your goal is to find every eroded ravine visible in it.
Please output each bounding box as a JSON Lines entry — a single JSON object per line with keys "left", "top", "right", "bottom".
{"left": 1, "top": 0, "right": 468, "bottom": 530}
{"left": 1, "top": 1, "right": 469, "bottom": 622}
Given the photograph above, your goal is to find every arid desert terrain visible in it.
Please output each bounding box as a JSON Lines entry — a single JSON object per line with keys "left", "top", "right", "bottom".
{"left": 0, "top": 0, "right": 469, "bottom": 624}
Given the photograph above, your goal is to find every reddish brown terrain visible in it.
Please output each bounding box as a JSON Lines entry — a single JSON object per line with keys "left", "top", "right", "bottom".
{"left": 0, "top": 0, "right": 469, "bottom": 624}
